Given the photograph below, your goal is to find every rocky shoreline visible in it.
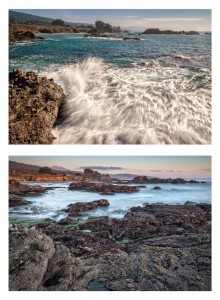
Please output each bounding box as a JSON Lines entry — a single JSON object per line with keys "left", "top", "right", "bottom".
{"left": 9, "top": 179, "right": 211, "bottom": 291}
{"left": 9, "top": 201, "right": 211, "bottom": 291}
{"left": 9, "top": 24, "right": 79, "bottom": 45}
{"left": 9, "top": 70, "right": 64, "bottom": 144}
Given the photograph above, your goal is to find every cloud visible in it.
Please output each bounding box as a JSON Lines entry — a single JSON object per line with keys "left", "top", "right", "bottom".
{"left": 143, "top": 18, "right": 203, "bottom": 22}
{"left": 148, "top": 169, "right": 162, "bottom": 172}
{"left": 79, "top": 166, "right": 123, "bottom": 171}
{"left": 199, "top": 168, "right": 211, "bottom": 171}
{"left": 125, "top": 16, "right": 138, "bottom": 18}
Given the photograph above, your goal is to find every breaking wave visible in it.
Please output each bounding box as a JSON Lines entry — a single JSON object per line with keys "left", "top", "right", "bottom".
{"left": 44, "top": 56, "right": 211, "bottom": 144}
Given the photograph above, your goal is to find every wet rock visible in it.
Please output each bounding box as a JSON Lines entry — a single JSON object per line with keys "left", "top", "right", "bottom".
{"left": 65, "top": 199, "right": 110, "bottom": 216}
{"left": 9, "top": 193, "right": 32, "bottom": 207}
{"left": 132, "top": 176, "right": 199, "bottom": 184}
{"left": 58, "top": 217, "right": 77, "bottom": 225}
{"left": 9, "top": 70, "right": 64, "bottom": 144}
{"left": 9, "top": 180, "right": 48, "bottom": 196}
{"left": 9, "top": 203, "right": 211, "bottom": 291}
{"left": 68, "top": 182, "right": 139, "bottom": 193}
{"left": 9, "top": 31, "right": 44, "bottom": 44}
{"left": 153, "top": 186, "right": 161, "bottom": 190}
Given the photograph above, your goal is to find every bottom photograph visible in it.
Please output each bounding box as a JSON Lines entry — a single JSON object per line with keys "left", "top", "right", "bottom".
{"left": 8, "top": 156, "right": 211, "bottom": 291}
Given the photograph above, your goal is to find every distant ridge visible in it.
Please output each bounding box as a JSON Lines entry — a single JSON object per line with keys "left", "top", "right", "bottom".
{"left": 9, "top": 10, "right": 94, "bottom": 27}
{"left": 9, "top": 160, "right": 40, "bottom": 173}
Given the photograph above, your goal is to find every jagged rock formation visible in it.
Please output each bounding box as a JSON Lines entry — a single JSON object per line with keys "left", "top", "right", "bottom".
{"left": 82, "top": 168, "right": 112, "bottom": 182}
{"left": 68, "top": 182, "right": 139, "bottom": 193}
{"left": 132, "top": 176, "right": 200, "bottom": 184}
{"left": 9, "top": 30, "right": 44, "bottom": 44}
{"left": 9, "top": 203, "right": 211, "bottom": 291}
{"left": 88, "top": 20, "right": 121, "bottom": 34}
{"left": 142, "top": 28, "right": 199, "bottom": 35}
{"left": 9, "top": 70, "right": 64, "bottom": 144}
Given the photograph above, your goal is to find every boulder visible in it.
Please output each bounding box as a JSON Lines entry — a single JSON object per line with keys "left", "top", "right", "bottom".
{"left": 153, "top": 186, "right": 161, "bottom": 190}
{"left": 65, "top": 199, "right": 110, "bottom": 216}
{"left": 9, "top": 224, "right": 55, "bottom": 290}
{"left": 9, "top": 70, "right": 64, "bottom": 144}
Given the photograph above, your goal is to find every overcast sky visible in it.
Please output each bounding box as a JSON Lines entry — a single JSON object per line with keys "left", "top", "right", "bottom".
{"left": 9, "top": 156, "right": 211, "bottom": 179}
{"left": 12, "top": 9, "right": 211, "bottom": 31}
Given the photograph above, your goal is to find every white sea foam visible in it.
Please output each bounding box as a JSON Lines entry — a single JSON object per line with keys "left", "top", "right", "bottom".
{"left": 44, "top": 57, "right": 211, "bottom": 144}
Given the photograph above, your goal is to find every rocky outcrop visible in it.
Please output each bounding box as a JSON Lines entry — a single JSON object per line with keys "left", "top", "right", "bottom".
{"left": 142, "top": 28, "right": 199, "bottom": 35}
{"left": 82, "top": 168, "right": 112, "bottom": 182}
{"left": 9, "top": 203, "right": 211, "bottom": 291}
{"left": 68, "top": 182, "right": 139, "bottom": 193}
{"left": 65, "top": 199, "right": 109, "bottom": 217}
{"left": 9, "top": 180, "right": 48, "bottom": 196}
{"left": 9, "top": 70, "right": 64, "bottom": 144}
{"left": 9, "top": 30, "right": 44, "bottom": 44}
{"left": 9, "top": 193, "right": 32, "bottom": 207}
{"left": 9, "top": 224, "right": 55, "bottom": 290}
{"left": 95, "top": 21, "right": 121, "bottom": 33}
{"left": 132, "top": 176, "right": 200, "bottom": 184}
{"left": 84, "top": 34, "right": 140, "bottom": 41}
{"left": 153, "top": 186, "right": 161, "bottom": 190}
{"left": 9, "top": 24, "right": 79, "bottom": 45}
{"left": 79, "top": 203, "right": 211, "bottom": 241}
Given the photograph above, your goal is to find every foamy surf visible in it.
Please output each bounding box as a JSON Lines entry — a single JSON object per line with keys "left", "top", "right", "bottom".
{"left": 44, "top": 57, "right": 211, "bottom": 144}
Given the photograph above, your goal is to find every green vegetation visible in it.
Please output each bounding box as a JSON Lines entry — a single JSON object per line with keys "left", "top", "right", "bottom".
{"left": 38, "top": 166, "right": 53, "bottom": 173}
{"left": 116, "top": 238, "right": 135, "bottom": 245}
{"left": 9, "top": 218, "right": 56, "bottom": 226}
{"left": 52, "top": 19, "right": 65, "bottom": 26}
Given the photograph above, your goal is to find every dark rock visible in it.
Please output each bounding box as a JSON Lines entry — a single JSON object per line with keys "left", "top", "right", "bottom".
{"left": 82, "top": 168, "right": 112, "bottom": 182}
{"left": 65, "top": 199, "right": 110, "bottom": 216}
{"left": 58, "top": 217, "right": 77, "bottom": 225}
{"left": 123, "top": 37, "right": 140, "bottom": 41}
{"left": 9, "top": 202, "right": 211, "bottom": 291}
{"left": 95, "top": 20, "right": 121, "bottom": 33}
{"left": 9, "top": 193, "right": 32, "bottom": 207}
{"left": 9, "top": 70, "right": 64, "bottom": 144}
{"left": 142, "top": 28, "right": 199, "bottom": 35}
{"left": 153, "top": 186, "right": 161, "bottom": 190}
{"left": 131, "top": 176, "right": 199, "bottom": 184}
{"left": 68, "top": 182, "right": 139, "bottom": 193}
{"left": 9, "top": 180, "right": 48, "bottom": 196}
{"left": 9, "top": 31, "right": 44, "bottom": 44}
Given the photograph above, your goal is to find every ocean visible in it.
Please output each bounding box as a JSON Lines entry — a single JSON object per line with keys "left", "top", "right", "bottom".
{"left": 9, "top": 33, "right": 211, "bottom": 144}
{"left": 9, "top": 179, "right": 211, "bottom": 223}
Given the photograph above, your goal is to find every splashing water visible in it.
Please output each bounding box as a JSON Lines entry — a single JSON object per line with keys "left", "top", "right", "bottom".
{"left": 46, "top": 57, "right": 211, "bottom": 144}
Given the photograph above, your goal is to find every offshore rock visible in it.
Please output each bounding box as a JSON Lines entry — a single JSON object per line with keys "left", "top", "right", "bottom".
{"left": 65, "top": 199, "right": 110, "bottom": 216}
{"left": 68, "top": 182, "right": 139, "bottom": 193}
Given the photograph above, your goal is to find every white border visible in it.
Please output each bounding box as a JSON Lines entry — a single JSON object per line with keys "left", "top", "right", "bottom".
{"left": 1, "top": 1, "right": 219, "bottom": 299}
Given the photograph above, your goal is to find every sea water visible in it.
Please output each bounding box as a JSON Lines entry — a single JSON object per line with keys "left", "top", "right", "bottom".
{"left": 9, "top": 179, "right": 211, "bottom": 222}
{"left": 9, "top": 33, "right": 211, "bottom": 144}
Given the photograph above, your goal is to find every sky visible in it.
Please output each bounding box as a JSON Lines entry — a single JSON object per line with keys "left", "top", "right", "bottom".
{"left": 9, "top": 156, "right": 211, "bottom": 179}
{"left": 12, "top": 9, "right": 211, "bottom": 31}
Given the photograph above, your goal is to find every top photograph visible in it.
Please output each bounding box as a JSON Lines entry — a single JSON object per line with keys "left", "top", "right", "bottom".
{"left": 9, "top": 9, "right": 211, "bottom": 144}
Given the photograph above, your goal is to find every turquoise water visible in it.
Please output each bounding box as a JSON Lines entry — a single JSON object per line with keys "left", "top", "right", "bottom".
{"left": 9, "top": 33, "right": 211, "bottom": 71}
{"left": 9, "top": 179, "right": 211, "bottom": 222}
{"left": 9, "top": 33, "right": 211, "bottom": 144}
